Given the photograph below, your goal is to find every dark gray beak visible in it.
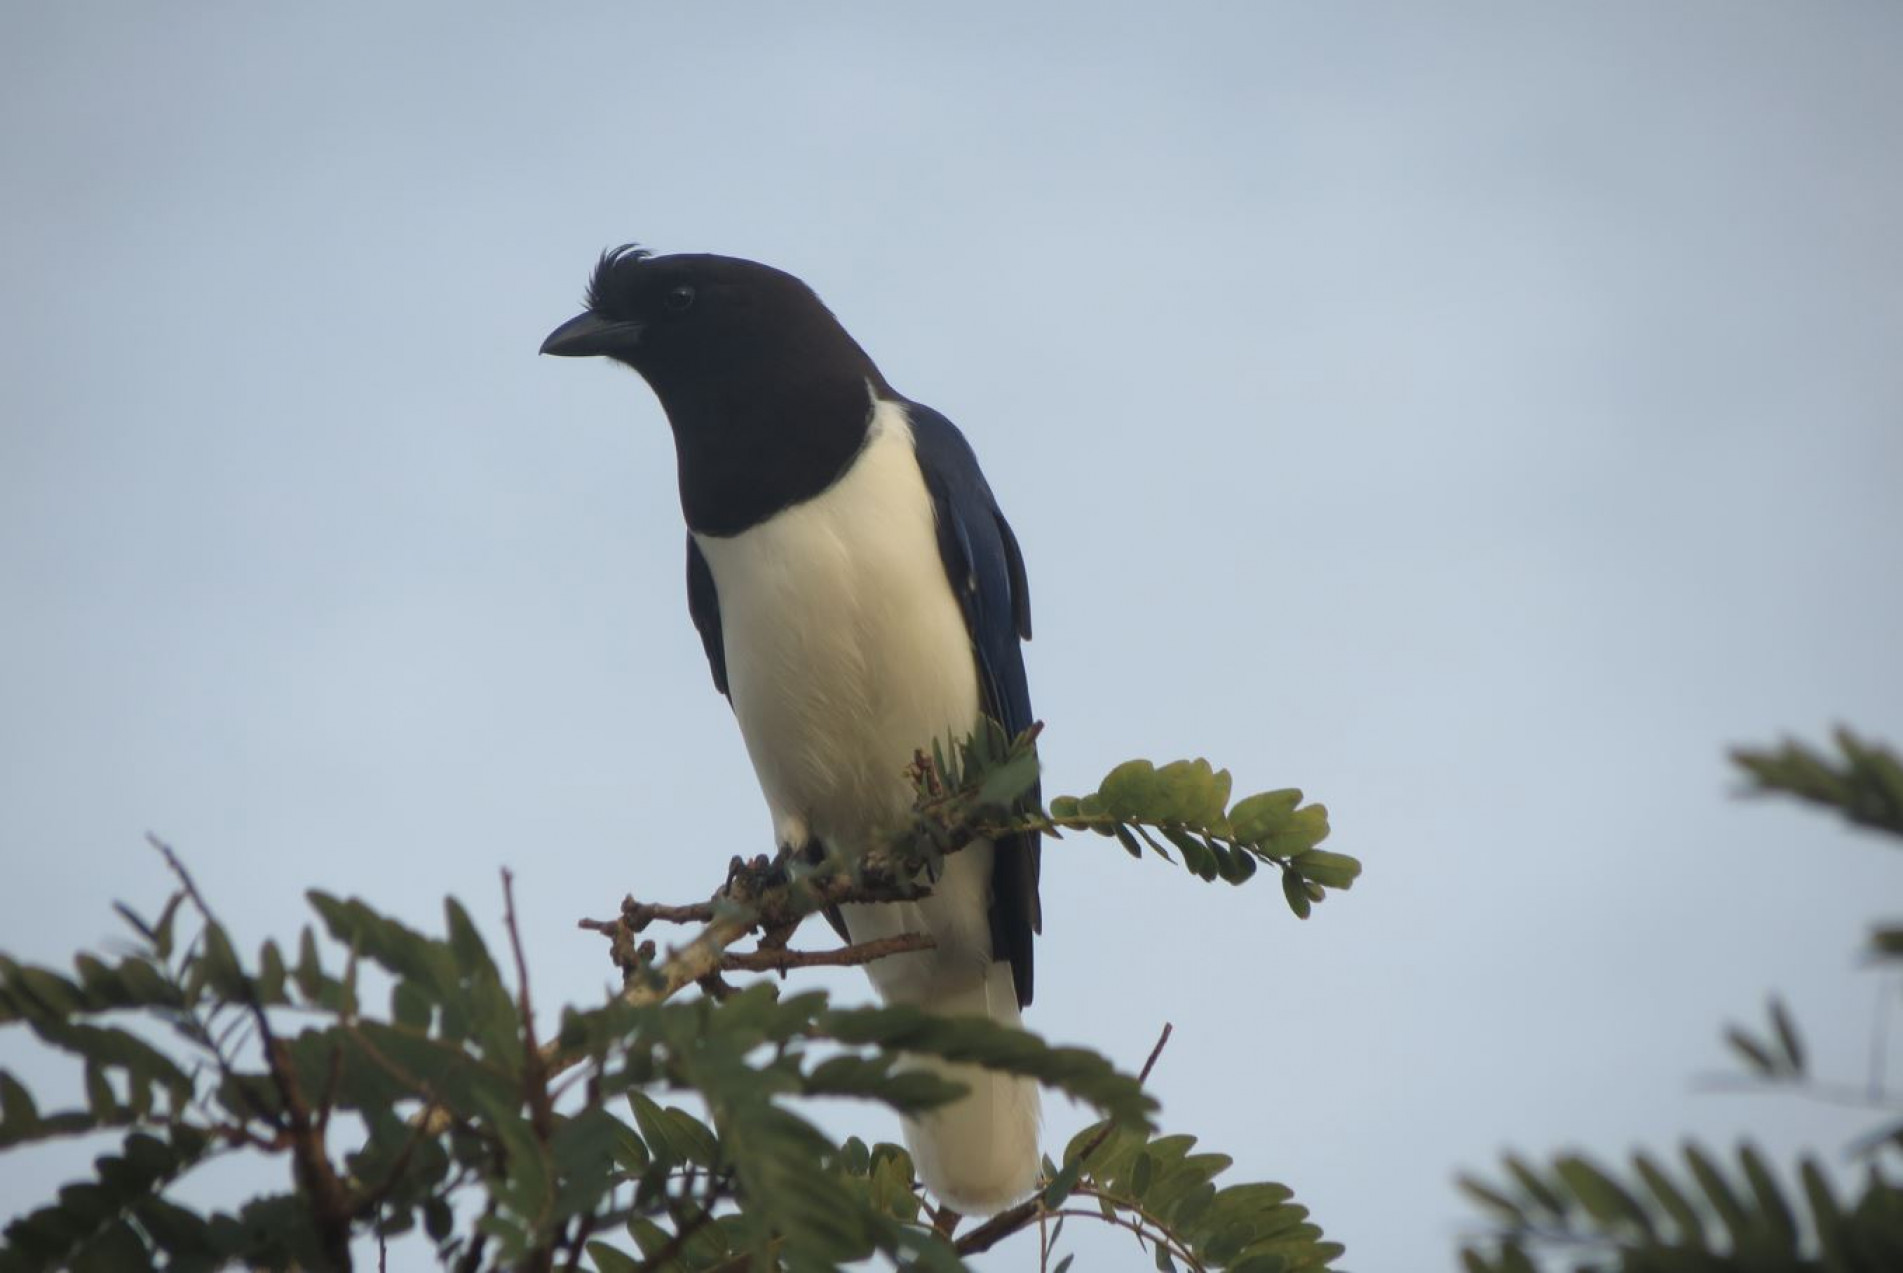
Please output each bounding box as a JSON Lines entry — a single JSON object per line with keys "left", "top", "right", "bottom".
{"left": 540, "top": 311, "right": 642, "bottom": 357}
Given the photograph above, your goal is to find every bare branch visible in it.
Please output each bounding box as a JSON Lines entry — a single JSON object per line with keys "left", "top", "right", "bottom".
{"left": 720, "top": 932, "right": 935, "bottom": 975}
{"left": 502, "top": 869, "right": 554, "bottom": 1144}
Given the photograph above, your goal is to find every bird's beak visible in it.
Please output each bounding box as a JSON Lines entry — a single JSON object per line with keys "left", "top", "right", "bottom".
{"left": 539, "top": 311, "right": 643, "bottom": 357}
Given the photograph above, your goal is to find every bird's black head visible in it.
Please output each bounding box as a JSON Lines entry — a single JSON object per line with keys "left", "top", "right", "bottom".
{"left": 541, "top": 246, "right": 895, "bottom": 535}
{"left": 540, "top": 246, "right": 886, "bottom": 409}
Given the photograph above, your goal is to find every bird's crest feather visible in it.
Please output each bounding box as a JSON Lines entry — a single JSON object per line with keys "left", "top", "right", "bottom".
{"left": 585, "top": 244, "right": 652, "bottom": 311}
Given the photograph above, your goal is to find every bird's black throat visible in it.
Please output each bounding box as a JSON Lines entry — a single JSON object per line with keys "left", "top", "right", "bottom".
{"left": 656, "top": 370, "right": 881, "bottom": 538}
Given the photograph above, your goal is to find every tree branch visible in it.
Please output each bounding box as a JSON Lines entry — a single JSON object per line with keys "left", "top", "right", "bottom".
{"left": 593, "top": 856, "right": 939, "bottom": 1013}
{"left": 152, "top": 834, "right": 357, "bottom": 1272}
{"left": 719, "top": 933, "right": 935, "bottom": 974}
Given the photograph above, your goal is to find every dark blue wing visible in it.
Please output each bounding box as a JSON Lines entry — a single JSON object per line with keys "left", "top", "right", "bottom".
{"left": 906, "top": 401, "right": 1042, "bottom": 1008}
{"left": 685, "top": 536, "right": 728, "bottom": 697}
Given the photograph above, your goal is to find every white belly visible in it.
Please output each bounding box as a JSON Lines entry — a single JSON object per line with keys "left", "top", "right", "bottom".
{"left": 691, "top": 397, "right": 996, "bottom": 986}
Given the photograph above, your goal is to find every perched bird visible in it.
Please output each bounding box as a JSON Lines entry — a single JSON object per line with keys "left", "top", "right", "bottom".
{"left": 541, "top": 247, "right": 1042, "bottom": 1215}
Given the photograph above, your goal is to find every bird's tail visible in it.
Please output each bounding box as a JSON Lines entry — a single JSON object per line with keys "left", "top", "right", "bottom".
{"left": 892, "top": 958, "right": 1042, "bottom": 1216}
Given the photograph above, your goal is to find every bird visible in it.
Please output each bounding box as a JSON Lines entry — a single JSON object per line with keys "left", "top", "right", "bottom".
{"left": 540, "top": 247, "right": 1042, "bottom": 1216}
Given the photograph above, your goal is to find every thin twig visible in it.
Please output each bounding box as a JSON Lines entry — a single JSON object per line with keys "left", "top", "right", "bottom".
{"left": 720, "top": 933, "right": 935, "bottom": 974}
{"left": 1872, "top": 970, "right": 1893, "bottom": 1104}
{"left": 502, "top": 870, "right": 554, "bottom": 1143}
{"left": 1693, "top": 1073, "right": 1903, "bottom": 1111}
{"left": 559, "top": 1206, "right": 605, "bottom": 1273}
{"left": 1048, "top": 1205, "right": 1205, "bottom": 1271}
{"left": 502, "top": 869, "right": 563, "bottom": 1273}
{"left": 1135, "top": 1022, "right": 1175, "bottom": 1085}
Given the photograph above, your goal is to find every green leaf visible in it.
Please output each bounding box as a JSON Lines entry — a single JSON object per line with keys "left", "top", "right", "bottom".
{"left": 150, "top": 893, "right": 185, "bottom": 961}
{"left": 1683, "top": 1143, "right": 1751, "bottom": 1245}
{"left": 1162, "top": 827, "right": 1217, "bottom": 880}
{"left": 1153, "top": 758, "right": 1230, "bottom": 825}
{"left": 1270, "top": 804, "right": 1330, "bottom": 854}
{"left": 83, "top": 1063, "right": 117, "bottom": 1119}
{"left": 1798, "top": 1157, "right": 1846, "bottom": 1269}
{"left": 1633, "top": 1151, "right": 1707, "bottom": 1248}
{"left": 586, "top": 1240, "right": 642, "bottom": 1273}
{"left": 7, "top": 964, "right": 83, "bottom": 1020}
{"left": 68, "top": 1218, "right": 148, "bottom": 1273}
{"left": 1289, "top": 850, "right": 1359, "bottom": 891}
{"left": 1768, "top": 998, "right": 1804, "bottom": 1075}
{"left": 1134, "top": 824, "right": 1174, "bottom": 863}
{"left": 1280, "top": 871, "right": 1312, "bottom": 919}
{"left": 391, "top": 980, "right": 433, "bottom": 1032}
{"left": 1218, "top": 842, "right": 1259, "bottom": 884}
{"left": 820, "top": 1005, "right": 1155, "bottom": 1131}
{"left": 293, "top": 926, "right": 324, "bottom": 1003}
{"left": 1228, "top": 789, "right": 1303, "bottom": 842}
{"left": 472, "top": 1086, "right": 551, "bottom": 1228}
{"left": 1497, "top": 1244, "right": 1538, "bottom": 1273}
{"left": 1554, "top": 1154, "right": 1652, "bottom": 1235}
{"left": 551, "top": 1107, "right": 622, "bottom": 1221}
{"left": 1098, "top": 760, "right": 1161, "bottom": 820}
{"left": 1725, "top": 1027, "right": 1777, "bottom": 1076}
{"left": 1502, "top": 1154, "right": 1566, "bottom": 1217}
{"left": 0, "top": 1069, "right": 42, "bottom": 1143}
{"left": 195, "top": 923, "right": 247, "bottom": 998}
{"left": 254, "top": 940, "right": 288, "bottom": 1005}
{"left": 1230, "top": 1257, "right": 1292, "bottom": 1273}
{"left": 1736, "top": 1143, "right": 1796, "bottom": 1250}
{"left": 974, "top": 744, "right": 1040, "bottom": 812}
{"left": 1456, "top": 1174, "right": 1525, "bottom": 1223}
{"left": 628, "top": 1091, "right": 717, "bottom": 1168}
{"left": 804, "top": 1055, "right": 963, "bottom": 1113}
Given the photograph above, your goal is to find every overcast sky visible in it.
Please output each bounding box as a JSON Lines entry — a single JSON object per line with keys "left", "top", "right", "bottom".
{"left": 4, "top": 4, "right": 1903, "bottom": 1269}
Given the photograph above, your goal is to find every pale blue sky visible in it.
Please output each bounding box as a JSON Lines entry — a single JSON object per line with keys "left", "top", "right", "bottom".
{"left": 4, "top": 4, "right": 1902, "bottom": 1268}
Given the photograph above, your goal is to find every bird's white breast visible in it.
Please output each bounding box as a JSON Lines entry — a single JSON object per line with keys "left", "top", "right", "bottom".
{"left": 692, "top": 400, "right": 992, "bottom": 972}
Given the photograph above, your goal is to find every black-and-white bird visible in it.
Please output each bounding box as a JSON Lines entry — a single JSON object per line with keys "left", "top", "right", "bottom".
{"left": 541, "top": 247, "right": 1042, "bottom": 1214}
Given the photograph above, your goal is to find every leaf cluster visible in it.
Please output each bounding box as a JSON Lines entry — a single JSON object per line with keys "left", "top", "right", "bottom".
{"left": 1459, "top": 729, "right": 1903, "bottom": 1272}
{"left": 1036, "top": 1120, "right": 1344, "bottom": 1272}
{"left": 1459, "top": 1143, "right": 1903, "bottom": 1273}
{"left": 1043, "top": 759, "right": 1356, "bottom": 918}
{"left": 0, "top": 886, "right": 1159, "bottom": 1271}
{"left": 1732, "top": 728, "right": 1903, "bottom": 839}
{"left": 1, "top": 736, "right": 1355, "bottom": 1271}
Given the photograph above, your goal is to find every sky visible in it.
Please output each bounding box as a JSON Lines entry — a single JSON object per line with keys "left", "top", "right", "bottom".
{"left": 4, "top": 3, "right": 1903, "bottom": 1269}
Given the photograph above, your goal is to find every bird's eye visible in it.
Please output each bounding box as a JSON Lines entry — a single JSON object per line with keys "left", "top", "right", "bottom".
{"left": 664, "top": 284, "right": 696, "bottom": 313}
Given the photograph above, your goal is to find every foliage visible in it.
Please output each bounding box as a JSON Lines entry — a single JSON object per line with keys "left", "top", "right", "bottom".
{"left": 1731, "top": 728, "right": 1903, "bottom": 841}
{"left": 1033, "top": 1118, "right": 1343, "bottom": 1272}
{"left": 1458, "top": 729, "right": 1903, "bottom": 1273}
{"left": 1045, "top": 758, "right": 1352, "bottom": 919}
{"left": 910, "top": 727, "right": 1352, "bottom": 921}
{"left": 0, "top": 733, "right": 1356, "bottom": 1271}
